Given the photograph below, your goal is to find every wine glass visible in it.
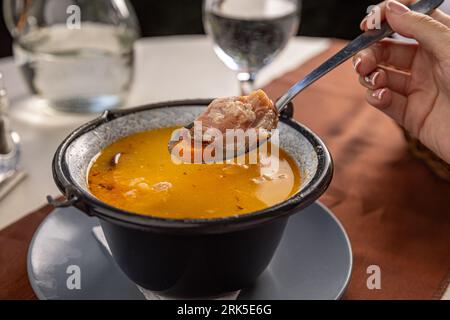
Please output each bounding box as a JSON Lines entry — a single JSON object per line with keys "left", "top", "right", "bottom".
{"left": 203, "top": 0, "right": 300, "bottom": 95}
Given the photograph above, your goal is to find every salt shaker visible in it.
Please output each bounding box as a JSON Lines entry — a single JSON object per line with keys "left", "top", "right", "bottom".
{"left": 0, "top": 74, "right": 25, "bottom": 200}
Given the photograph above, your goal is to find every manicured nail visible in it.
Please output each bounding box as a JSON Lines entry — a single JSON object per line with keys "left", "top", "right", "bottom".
{"left": 386, "top": 0, "right": 410, "bottom": 15}
{"left": 364, "top": 71, "right": 380, "bottom": 86}
{"left": 353, "top": 57, "right": 362, "bottom": 71}
{"left": 372, "top": 88, "right": 387, "bottom": 100}
{"left": 360, "top": 17, "right": 367, "bottom": 30}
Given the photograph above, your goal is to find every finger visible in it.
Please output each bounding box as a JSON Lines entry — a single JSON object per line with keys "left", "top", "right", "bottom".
{"left": 366, "top": 87, "right": 407, "bottom": 125}
{"left": 385, "top": 1, "right": 450, "bottom": 58}
{"left": 403, "top": 89, "right": 439, "bottom": 137}
{"left": 353, "top": 39, "right": 417, "bottom": 75}
{"left": 430, "top": 9, "right": 450, "bottom": 28}
{"left": 360, "top": 0, "right": 413, "bottom": 30}
{"left": 360, "top": 1, "right": 450, "bottom": 30}
{"left": 359, "top": 68, "right": 411, "bottom": 94}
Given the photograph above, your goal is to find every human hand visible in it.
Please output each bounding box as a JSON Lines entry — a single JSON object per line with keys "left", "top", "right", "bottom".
{"left": 354, "top": 0, "right": 450, "bottom": 164}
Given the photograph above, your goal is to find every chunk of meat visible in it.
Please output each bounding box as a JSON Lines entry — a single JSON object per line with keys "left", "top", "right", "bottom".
{"left": 169, "top": 90, "right": 278, "bottom": 163}
{"left": 195, "top": 89, "right": 278, "bottom": 133}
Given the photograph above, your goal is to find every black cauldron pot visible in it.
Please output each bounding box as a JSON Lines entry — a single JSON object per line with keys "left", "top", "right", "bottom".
{"left": 51, "top": 100, "right": 333, "bottom": 298}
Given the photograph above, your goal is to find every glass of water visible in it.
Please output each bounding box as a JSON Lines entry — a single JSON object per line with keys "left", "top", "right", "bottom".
{"left": 3, "top": 0, "right": 140, "bottom": 113}
{"left": 203, "top": 0, "right": 300, "bottom": 95}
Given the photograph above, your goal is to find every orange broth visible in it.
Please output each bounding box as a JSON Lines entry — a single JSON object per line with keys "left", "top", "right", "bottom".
{"left": 88, "top": 127, "right": 301, "bottom": 219}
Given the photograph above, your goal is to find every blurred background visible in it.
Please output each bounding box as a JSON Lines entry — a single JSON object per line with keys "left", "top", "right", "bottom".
{"left": 0, "top": 0, "right": 377, "bottom": 58}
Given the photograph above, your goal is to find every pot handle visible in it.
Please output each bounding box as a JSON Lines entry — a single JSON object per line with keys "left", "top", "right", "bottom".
{"left": 46, "top": 185, "right": 79, "bottom": 208}
{"left": 47, "top": 186, "right": 95, "bottom": 216}
{"left": 279, "top": 101, "right": 294, "bottom": 119}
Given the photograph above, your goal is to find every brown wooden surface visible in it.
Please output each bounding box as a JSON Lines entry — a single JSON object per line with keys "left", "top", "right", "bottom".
{"left": 0, "top": 40, "right": 449, "bottom": 300}
{"left": 0, "top": 202, "right": 53, "bottom": 299}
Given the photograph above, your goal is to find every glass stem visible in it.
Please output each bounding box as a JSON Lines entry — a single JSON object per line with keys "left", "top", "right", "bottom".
{"left": 237, "top": 72, "right": 256, "bottom": 95}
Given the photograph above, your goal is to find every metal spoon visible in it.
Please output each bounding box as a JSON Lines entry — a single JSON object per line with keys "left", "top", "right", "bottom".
{"left": 169, "top": 0, "right": 443, "bottom": 160}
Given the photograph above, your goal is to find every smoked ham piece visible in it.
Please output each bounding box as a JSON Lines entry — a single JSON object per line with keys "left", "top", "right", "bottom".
{"left": 195, "top": 89, "right": 278, "bottom": 133}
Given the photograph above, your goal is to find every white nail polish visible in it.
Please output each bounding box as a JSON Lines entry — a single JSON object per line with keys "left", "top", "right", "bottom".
{"left": 353, "top": 57, "right": 362, "bottom": 71}
{"left": 371, "top": 72, "right": 379, "bottom": 86}
{"left": 360, "top": 17, "right": 367, "bottom": 30}
{"left": 364, "top": 72, "right": 379, "bottom": 86}
{"left": 372, "top": 88, "right": 386, "bottom": 100}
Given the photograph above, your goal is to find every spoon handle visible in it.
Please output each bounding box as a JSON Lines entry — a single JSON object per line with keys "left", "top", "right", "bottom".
{"left": 275, "top": 0, "right": 444, "bottom": 112}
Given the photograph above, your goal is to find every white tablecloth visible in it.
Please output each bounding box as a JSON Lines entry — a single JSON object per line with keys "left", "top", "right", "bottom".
{"left": 0, "top": 35, "right": 330, "bottom": 230}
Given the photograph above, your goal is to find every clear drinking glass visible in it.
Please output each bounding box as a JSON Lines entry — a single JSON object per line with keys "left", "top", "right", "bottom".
{"left": 3, "top": 0, "right": 140, "bottom": 113}
{"left": 203, "top": 0, "right": 300, "bottom": 95}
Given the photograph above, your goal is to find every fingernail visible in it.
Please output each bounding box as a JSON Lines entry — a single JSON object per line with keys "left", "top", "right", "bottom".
{"left": 386, "top": 0, "right": 410, "bottom": 15}
{"left": 360, "top": 17, "right": 367, "bottom": 30}
{"left": 364, "top": 71, "right": 380, "bottom": 86}
{"left": 353, "top": 57, "right": 362, "bottom": 71}
{"left": 372, "top": 88, "right": 387, "bottom": 100}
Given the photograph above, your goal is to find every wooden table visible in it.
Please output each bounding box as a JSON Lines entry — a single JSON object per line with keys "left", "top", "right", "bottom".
{"left": 0, "top": 203, "right": 51, "bottom": 299}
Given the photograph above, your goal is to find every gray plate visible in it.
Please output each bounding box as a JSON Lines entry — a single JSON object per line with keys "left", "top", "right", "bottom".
{"left": 27, "top": 202, "right": 352, "bottom": 300}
